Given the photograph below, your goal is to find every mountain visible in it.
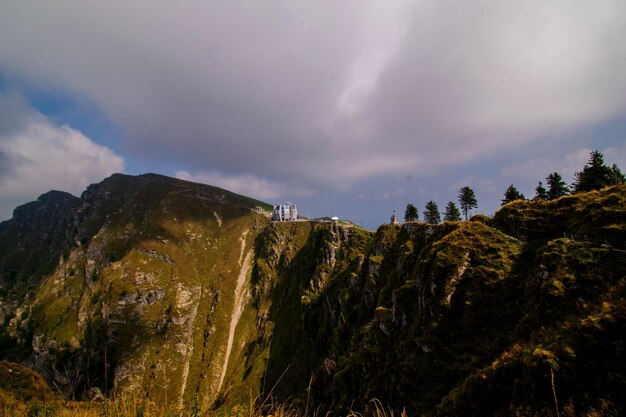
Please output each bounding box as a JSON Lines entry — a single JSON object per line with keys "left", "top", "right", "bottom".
{"left": 0, "top": 173, "right": 276, "bottom": 411}
{"left": 0, "top": 174, "right": 624, "bottom": 416}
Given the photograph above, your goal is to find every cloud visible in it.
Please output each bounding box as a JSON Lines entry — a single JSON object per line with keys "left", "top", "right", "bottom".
{"left": 175, "top": 170, "right": 314, "bottom": 202}
{"left": 0, "top": 0, "right": 377, "bottom": 184}
{"left": 1, "top": 0, "right": 625, "bottom": 227}
{"left": 605, "top": 144, "right": 626, "bottom": 169}
{"left": 357, "top": 186, "right": 405, "bottom": 202}
{"left": 3, "top": 1, "right": 623, "bottom": 187}
{"left": 502, "top": 149, "right": 591, "bottom": 184}
{"left": 0, "top": 92, "right": 124, "bottom": 220}
{"left": 357, "top": 1, "right": 626, "bottom": 167}
{"left": 503, "top": 143, "right": 626, "bottom": 185}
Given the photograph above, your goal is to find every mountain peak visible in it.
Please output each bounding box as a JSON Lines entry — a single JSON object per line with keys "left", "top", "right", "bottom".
{"left": 0, "top": 183, "right": 624, "bottom": 416}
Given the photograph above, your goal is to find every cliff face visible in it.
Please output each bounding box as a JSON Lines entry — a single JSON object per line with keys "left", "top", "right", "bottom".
{"left": 0, "top": 174, "right": 276, "bottom": 411}
{"left": 253, "top": 187, "right": 626, "bottom": 416}
{"left": 1, "top": 175, "right": 625, "bottom": 416}
{"left": 0, "top": 190, "right": 81, "bottom": 343}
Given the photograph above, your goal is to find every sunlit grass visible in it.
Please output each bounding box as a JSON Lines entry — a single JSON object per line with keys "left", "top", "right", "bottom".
{"left": 0, "top": 392, "right": 311, "bottom": 417}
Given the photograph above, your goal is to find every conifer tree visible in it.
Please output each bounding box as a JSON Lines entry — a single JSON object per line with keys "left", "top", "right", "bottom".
{"left": 573, "top": 150, "right": 614, "bottom": 193}
{"left": 423, "top": 201, "right": 441, "bottom": 224}
{"left": 443, "top": 201, "right": 461, "bottom": 222}
{"left": 404, "top": 203, "right": 418, "bottom": 222}
{"left": 546, "top": 172, "right": 569, "bottom": 200}
{"left": 501, "top": 184, "right": 525, "bottom": 205}
{"left": 611, "top": 163, "right": 626, "bottom": 185}
{"left": 458, "top": 186, "right": 478, "bottom": 220}
{"left": 534, "top": 181, "right": 548, "bottom": 200}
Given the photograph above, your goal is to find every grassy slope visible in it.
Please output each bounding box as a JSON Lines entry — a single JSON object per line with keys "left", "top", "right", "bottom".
{"left": 238, "top": 186, "right": 625, "bottom": 416}
{"left": 298, "top": 185, "right": 626, "bottom": 416}
{"left": 0, "top": 174, "right": 274, "bottom": 414}
{"left": 1, "top": 179, "right": 624, "bottom": 416}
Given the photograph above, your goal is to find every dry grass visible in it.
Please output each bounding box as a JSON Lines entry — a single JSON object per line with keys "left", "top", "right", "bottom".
{"left": 347, "top": 399, "right": 407, "bottom": 417}
{"left": 0, "top": 392, "right": 310, "bottom": 417}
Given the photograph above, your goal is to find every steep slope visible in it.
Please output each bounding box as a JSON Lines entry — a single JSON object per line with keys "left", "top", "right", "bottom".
{"left": 252, "top": 221, "right": 373, "bottom": 403}
{"left": 1, "top": 177, "right": 624, "bottom": 416}
{"left": 255, "top": 186, "right": 625, "bottom": 416}
{"left": 0, "top": 190, "right": 81, "bottom": 335}
{"left": 0, "top": 173, "right": 275, "bottom": 411}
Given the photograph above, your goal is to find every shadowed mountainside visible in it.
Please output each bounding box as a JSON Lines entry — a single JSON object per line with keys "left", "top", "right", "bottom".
{"left": 0, "top": 174, "right": 624, "bottom": 416}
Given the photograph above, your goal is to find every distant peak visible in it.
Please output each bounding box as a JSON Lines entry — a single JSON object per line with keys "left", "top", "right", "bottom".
{"left": 37, "top": 190, "right": 79, "bottom": 203}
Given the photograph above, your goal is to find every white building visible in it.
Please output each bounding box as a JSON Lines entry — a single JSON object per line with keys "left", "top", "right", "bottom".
{"left": 272, "top": 202, "right": 298, "bottom": 221}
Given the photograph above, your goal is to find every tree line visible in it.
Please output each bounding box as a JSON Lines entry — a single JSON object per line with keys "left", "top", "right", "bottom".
{"left": 502, "top": 150, "right": 624, "bottom": 205}
{"left": 403, "top": 185, "right": 475, "bottom": 224}
{"left": 402, "top": 150, "right": 625, "bottom": 225}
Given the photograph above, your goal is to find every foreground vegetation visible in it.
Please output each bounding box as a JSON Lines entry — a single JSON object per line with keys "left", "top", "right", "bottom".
{"left": 0, "top": 376, "right": 617, "bottom": 417}
{"left": 0, "top": 361, "right": 399, "bottom": 417}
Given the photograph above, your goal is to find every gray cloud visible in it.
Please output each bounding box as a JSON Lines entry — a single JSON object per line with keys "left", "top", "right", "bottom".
{"left": 1, "top": 1, "right": 625, "bottom": 225}
{"left": 0, "top": 91, "right": 31, "bottom": 135}
{"left": 358, "top": 1, "right": 626, "bottom": 166}
{"left": 0, "top": 1, "right": 373, "bottom": 182}
{"left": 175, "top": 169, "right": 314, "bottom": 201}
{"left": 0, "top": 150, "right": 10, "bottom": 177}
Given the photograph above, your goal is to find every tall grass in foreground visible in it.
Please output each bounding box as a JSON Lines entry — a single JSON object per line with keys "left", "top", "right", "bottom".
{"left": 0, "top": 395, "right": 618, "bottom": 417}
{"left": 0, "top": 395, "right": 411, "bottom": 417}
{"left": 346, "top": 399, "right": 407, "bottom": 417}
{"left": 0, "top": 392, "right": 305, "bottom": 417}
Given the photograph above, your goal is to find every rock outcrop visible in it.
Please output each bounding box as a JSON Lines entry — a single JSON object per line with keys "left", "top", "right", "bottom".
{"left": 1, "top": 175, "right": 625, "bottom": 416}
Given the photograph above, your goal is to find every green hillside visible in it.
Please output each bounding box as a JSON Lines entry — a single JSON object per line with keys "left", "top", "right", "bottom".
{"left": 0, "top": 175, "right": 624, "bottom": 416}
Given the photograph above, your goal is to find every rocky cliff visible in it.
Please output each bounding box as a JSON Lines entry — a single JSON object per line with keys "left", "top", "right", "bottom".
{"left": 279, "top": 187, "right": 626, "bottom": 416}
{"left": 1, "top": 174, "right": 625, "bottom": 416}
{"left": 0, "top": 173, "right": 276, "bottom": 411}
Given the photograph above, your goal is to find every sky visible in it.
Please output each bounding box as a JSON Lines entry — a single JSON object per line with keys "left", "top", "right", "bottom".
{"left": 1, "top": 1, "right": 625, "bottom": 229}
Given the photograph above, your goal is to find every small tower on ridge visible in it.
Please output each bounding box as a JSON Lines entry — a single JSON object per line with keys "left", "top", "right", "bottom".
{"left": 390, "top": 209, "right": 400, "bottom": 225}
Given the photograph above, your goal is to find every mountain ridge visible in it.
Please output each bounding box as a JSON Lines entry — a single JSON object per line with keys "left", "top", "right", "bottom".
{"left": 0, "top": 173, "right": 624, "bottom": 416}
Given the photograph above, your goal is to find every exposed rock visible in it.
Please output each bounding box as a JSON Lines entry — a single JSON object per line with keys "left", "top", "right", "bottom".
{"left": 1, "top": 175, "right": 625, "bottom": 417}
